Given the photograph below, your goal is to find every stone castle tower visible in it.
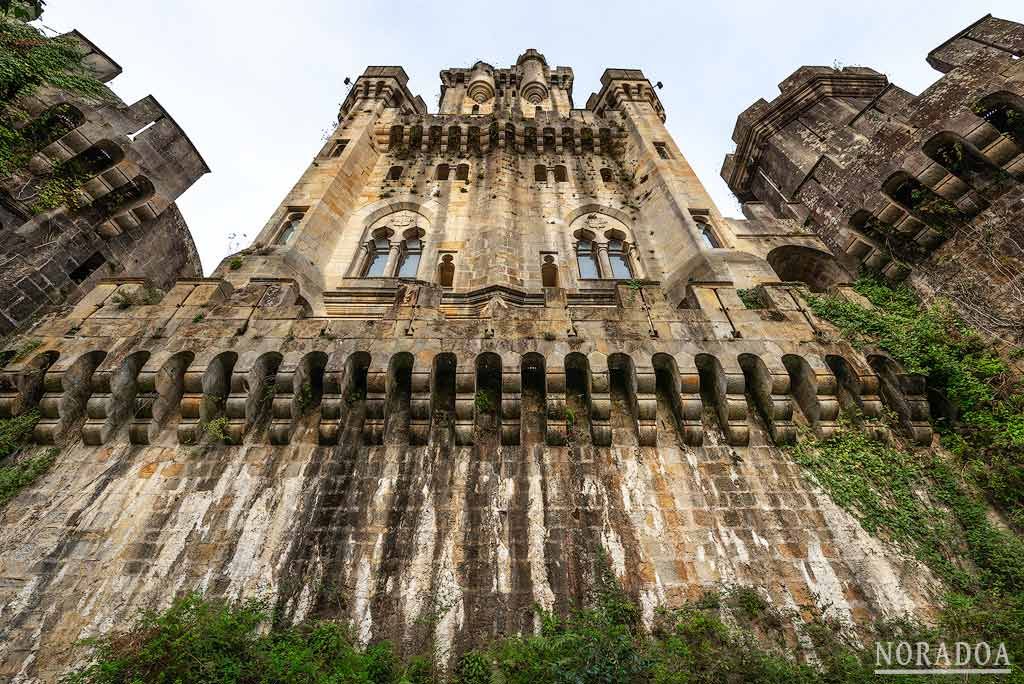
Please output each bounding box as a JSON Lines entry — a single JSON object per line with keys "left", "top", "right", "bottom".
{"left": 3, "top": 16, "right": 1023, "bottom": 676}
{"left": 0, "top": 30, "right": 208, "bottom": 335}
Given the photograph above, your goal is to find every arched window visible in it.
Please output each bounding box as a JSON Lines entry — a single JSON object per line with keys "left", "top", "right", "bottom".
{"left": 599, "top": 128, "right": 612, "bottom": 151}
{"left": 553, "top": 165, "right": 568, "bottom": 182}
{"left": 576, "top": 239, "right": 600, "bottom": 278}
{"left": 22, "top": 103, "right": 84, "bottom": 151}
{"left": 435, "top": 164, "right": 450, "bottom": 181}
{"left": 448, "top": 126, "right": 461, "bottom": 149}
{"left": 363, "top": 236, "right": 391, "bottom": 277}
{"left": 607, "top": 239, "right": 633, "bottom": 279}
{"left": 428, "top": 126, "right": 443, "bottom": 151}
{"left": 923, "top": 131, "right": 1003, "bottom": 191}
{"left": 600, "top": 167, "right": 613, "bottom": 183}
{"left": 472, "top": 104, "right": 480, "bottom": 114}
{"left": 524, "top": 127, "right": 537, "bottom": 149}
{"left": 543, "top": 127, "right": 556, "bottom": 152}
{"left": 388, "top": 125, "right": 403, "bottom": 150}
{"left": 456, "top": 163, "right": 469, "bottom": 181}
{"left": 397, "top": 237, "right": 422, "bottom": 278}
{"left": 488, "top": 123, "right": 499, "bottom": 149}
{"left": 562, "top": 127, "right": 575, "bottom": 150}
{"left": 581, "top": 128, "right": 594, "bottom": 152}
{"left": 700, "top": 225, "right": 720, "bottom": 249}
{"left": 541, "top": 255, "right": 558, "bottom": 287}
{"left": 534, "top": 164, "right": 547, "bottom": 182}
{"left": 91, "top": 175, "right": 155, "bottom": 221}
{"left": 387, "top": 165, "right": 403, "bottom": 180}
{"left": 974, "top": 91, "right": 1024, "bottom": 147}
{"left": 504, "top": 123, "right": 516, "bottom": 149}
{"left": 275, "top": 211, "right": 304, "bottom": 245}
{"left": 437, "top": 254, "right": 455, "bottom": 287}
{"left": 408, "top": 126, "right": 423, "bottom": 149}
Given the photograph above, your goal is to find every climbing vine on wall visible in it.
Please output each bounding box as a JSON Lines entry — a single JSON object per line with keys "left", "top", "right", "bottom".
{"left": 805, "top": 275, "right": 1024, "bottom": 529}
{"left": 0, "top": 7, "right": 110, "bottom": 211}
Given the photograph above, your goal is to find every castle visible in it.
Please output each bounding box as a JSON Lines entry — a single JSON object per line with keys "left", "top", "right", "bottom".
{"left": 0, "top": 13, "right": 1022, "bottom": 681}
{"left": 0, "top": 30, "right": 207, "bottom": 335}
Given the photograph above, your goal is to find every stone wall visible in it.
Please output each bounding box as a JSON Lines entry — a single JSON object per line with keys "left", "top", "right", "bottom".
{"left": 0, "top": 276, "right": 939, "bottom": 681}
{"left": 721, "top": 13, "right": 1024, "bottom": 345}
{"left": 0, "top": 42, "right": 960, "bottom": 682}
{"left": 0, "top": 29, "right": 207, "bottom": 334}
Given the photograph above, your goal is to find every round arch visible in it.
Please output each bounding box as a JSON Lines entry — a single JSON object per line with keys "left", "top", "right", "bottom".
{"left": 766, "top": 245, "right": 851, "bottom": 292}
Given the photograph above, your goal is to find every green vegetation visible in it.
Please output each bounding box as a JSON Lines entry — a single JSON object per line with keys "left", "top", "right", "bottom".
{"left": 0, "top": 411, "right": 55, "bottom": 506}
{"left": 792, "top": 423, "right": 1024, "bottom": 593}
{"left": 229, "top": 256, "right": 244, "bottom": 270}
{"left": 296, "top": 381, "right": 314, "bottom": 414}
{"left": 473, "top": 389, "right": 494, "bottom": 413}
{"left": 797, "top": 275, "right": 1024, "bottom": 680}
{"left": 203, "top": 416, "right": 231, "bottom": 445}
{"left": 345, "top": 387, "right": 366, "bottom": 406}
{"left": 111, "top": 286, "right": 162, "bottom": 309}
{"left": 8, "top": 337, "right": 40, "bottom": 362}
{"left": 736, "top": 287, "right": 765, "bottom": 309}
{"left": 61, "top": 551, "right": 1024, "bottom": 684}
{"left": 805, "top": 275, "right": 1024, "bottom": 529}
{"left": 0, "top": 4, "right": 111, "bottom": 212}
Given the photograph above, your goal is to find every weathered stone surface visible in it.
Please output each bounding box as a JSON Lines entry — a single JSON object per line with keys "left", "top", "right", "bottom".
{"left": 5, "top": 33, "right": 1005, "bottom": 680}
{"left": 722, "top": 13, "right": 1024, "bottom": 345}
{"left": 0, "top": 29, "right": 207, "bottom": 335}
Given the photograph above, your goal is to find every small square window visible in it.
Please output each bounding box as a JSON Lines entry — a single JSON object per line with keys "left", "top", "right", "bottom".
{"left": 328, "top": 139, "right": 349, "bottom": 158}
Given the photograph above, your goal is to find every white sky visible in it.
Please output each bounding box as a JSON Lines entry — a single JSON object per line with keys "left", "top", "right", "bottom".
{"left": 38, "top": 1, "right": 1023, "bottom": 274}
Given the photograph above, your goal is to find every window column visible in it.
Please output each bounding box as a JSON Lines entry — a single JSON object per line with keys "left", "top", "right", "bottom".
{"left": 382, "top": 240, "right": 402, "bottom": 276}
{"left": 595, "top": 242, "right": 614, "bottom": 278}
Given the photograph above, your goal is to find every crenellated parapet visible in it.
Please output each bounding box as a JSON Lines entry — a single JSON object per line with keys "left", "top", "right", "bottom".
{"left": 0, "top": 276, "right": 933, "bottom": 452}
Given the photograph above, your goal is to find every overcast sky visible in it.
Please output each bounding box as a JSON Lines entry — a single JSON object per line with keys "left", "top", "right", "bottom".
{"left": 38, "top": 1, "right": 1023, "bottom": 274}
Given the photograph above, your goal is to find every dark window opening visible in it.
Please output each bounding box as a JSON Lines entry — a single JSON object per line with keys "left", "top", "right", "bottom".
{"left": 541, "top": 255, "right": 558, "bottom": 287}
{"left": 456, "top": 163, "right": 469, "bottom": 181}
{"left": 553, "top": 165, "right": 568, "bottom": 182}
{"left": 69, "top": 251, "right": 106, "bottom": 284}
{"left": 328, "top": 139, "right": 349, "bottom": 158}
{"left": 387, "top": 165, "right": 403, "bottom": 180}
{"left": 654, "top": 142, "right": 671, "bottom": 159}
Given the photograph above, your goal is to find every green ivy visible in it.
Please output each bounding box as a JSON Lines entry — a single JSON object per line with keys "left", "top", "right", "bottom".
{"left": 736, "top": 287, "right": 765, "bottom": 309}
{"left": 0, "top": 11, "right": 111, "bottom": 211}
{"left": 473, "top": 389, "right": 494, "bottom": 413}
{"left": 791, "top": 423, "right": 1024, "bottom": 594}
{"left": 806, "top": 276, "right": 1024, "bottom": 528}
{"left": 0, "top": 14, "right": 108, "bottom": 105}
{"left": 0, "top": 411, "right": 55, "bottom": 506}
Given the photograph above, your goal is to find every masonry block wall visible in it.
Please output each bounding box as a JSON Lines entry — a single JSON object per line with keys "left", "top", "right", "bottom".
{"left": 721, "top": 13, "right": 1024, "bottom": 344}
{"left": 0, "top": 30, "right": 207, "bottom": 334}
{"left": 2, "top": 27, "right": 1013, "bottom": 677}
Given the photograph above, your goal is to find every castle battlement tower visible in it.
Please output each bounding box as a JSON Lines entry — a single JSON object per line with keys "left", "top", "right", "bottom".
{"left": 10, "top": 38, "right": 1011, "bottom": 678}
